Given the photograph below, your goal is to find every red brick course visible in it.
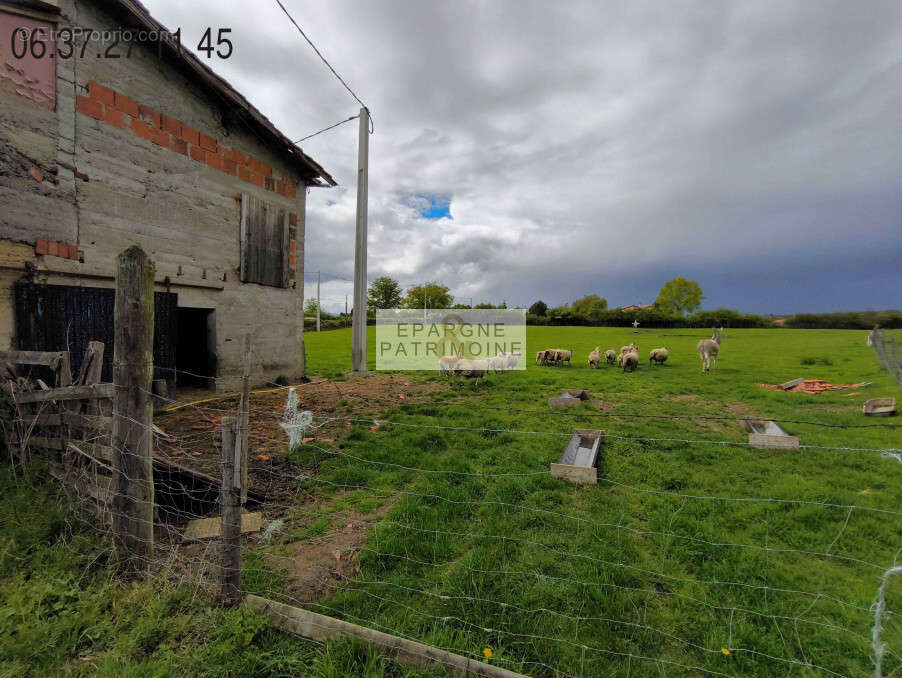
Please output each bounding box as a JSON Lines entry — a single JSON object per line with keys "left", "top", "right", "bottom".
{"left": 138, "top": 104, "right": 161, "bottom": 128}
{"left": 76, "top": 96, "right": 103, "bottom": 120}
{"left": 34, "top": 239, "right": 79, "bottom": 260}
{"left": 88, "top": 82, "right": 115, "bottom": 106}
{"left": 180, "top": 124, "right": 199, "bottom": 146}
{"left": 189, "top": 146, "right": 206, "bottom": 163}
{"left": 114, "top": 92, "right": 139, "bottom": 117}
{"left": 78, "top": 80, "right": 298, "bottom": 199}
{"left": 161, "top": 114, "right": 181, "bottom": 135}
{"left": 171, "top": 137, "right": 188, "bottom": 155}
{"left": 103, "top": 107, "right": 125, "bottom": 128}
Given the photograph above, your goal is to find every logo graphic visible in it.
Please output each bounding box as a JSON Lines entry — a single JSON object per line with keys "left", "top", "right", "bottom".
{"left": 375, "top": 309, "right": 526, "bottom": 371}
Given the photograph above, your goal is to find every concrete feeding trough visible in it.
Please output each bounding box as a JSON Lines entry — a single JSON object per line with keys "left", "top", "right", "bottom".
{"left": 744, "top": 418, "right": 800, "bottom": 450}
{"left": 863, "top": 398, "right": 896, "bottom": 416}
{"left": 551, "top": 429, "right": 604, "bottom": 484}
{"left": 548, "top": 389, "right": 590, "bottom": 408}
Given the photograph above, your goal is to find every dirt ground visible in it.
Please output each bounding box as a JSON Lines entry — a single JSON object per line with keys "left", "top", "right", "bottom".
{"left": 153, "top": 373, "right": 439, "bottom": 490}
{"left": 154, "top": 373, "right": 440, "bottom": 601}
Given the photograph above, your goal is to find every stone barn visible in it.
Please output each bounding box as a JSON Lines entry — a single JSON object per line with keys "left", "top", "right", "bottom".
{"left": 0, "top": 0, "right": 335, "bottom": 392}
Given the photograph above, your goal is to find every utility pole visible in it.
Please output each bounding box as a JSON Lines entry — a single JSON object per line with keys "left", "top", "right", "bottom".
{"left": 316, "top": 270, "right": 321, "bottom": 332}
{"left": 423, "top": 281, "right": 427, "bottom": 322}
{"left": 351, "top": 107, "right": 369, "bottom": 372}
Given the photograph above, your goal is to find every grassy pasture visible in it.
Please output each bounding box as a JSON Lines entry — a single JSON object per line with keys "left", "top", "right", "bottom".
{"left": 294, "top": 326, "right": 902, "bottom": 676}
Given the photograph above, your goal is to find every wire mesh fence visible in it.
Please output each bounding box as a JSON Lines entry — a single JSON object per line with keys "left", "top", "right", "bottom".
{"left": 871, "top": 327, "right": 902, "bottom": 388}
{"left": 3, "top": 352, "right": 902, "bottom": 677}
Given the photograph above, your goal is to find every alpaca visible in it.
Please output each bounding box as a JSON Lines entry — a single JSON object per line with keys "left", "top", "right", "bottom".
{"left": 697, "top": 328, "right": 722, "bottom": 373}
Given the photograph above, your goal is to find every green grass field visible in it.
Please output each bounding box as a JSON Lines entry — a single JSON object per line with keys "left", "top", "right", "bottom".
{"left": 0, "top": 467, "right": 444, "bottom": 677}
{"left": 291, "top": 326, "right": 902, "bottom": 676}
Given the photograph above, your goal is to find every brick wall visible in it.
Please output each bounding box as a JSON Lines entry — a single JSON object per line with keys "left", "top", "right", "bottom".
{"left": 77, "top": 81, "right": 298, "bottom": 199}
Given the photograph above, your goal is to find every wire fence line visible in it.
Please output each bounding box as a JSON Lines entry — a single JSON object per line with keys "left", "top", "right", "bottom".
{"left": 4, "top": 356, "right": 902, "bottom": 677}
{"left": 871, "top": 327, "right": 902, "bottom": 387}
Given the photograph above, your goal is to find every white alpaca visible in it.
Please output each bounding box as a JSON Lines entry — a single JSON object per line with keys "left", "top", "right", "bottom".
{"left": 697, "top": 328, "right": 722, "bottom": 373}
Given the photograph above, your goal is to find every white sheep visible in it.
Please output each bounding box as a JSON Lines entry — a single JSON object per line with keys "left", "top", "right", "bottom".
{"left": 622, "top": 349, "right": 639, "bottom": 373}
{"left": 556, "top": 349, "right": 573, "bottom": 366}
{"left": 605, "top": 349, "right": 616, "bottom": 365}
{"left": 487, "top": 355, "right": 506, "bottom": 373}
{"left": 619, "top": 342, "right": 638, "bottom": 357}
{"left": 505, "top": 352, "right": 521, "bottom": 370}
{"left": 588, "top": 346, "right": 601, "bottom": 368}
{"left": 649, "top": 347, "right": 668, "bottom": 365}
{"left": 438, "top": 354, "right": 460, "bottom": 379}
{"left": 535, "top": 350, "right": 545, "bottom": 365}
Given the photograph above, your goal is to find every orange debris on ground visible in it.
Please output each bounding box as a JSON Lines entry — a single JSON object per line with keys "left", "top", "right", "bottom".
{"left": 759, "top": 379, "right": 867, "bottom": 394}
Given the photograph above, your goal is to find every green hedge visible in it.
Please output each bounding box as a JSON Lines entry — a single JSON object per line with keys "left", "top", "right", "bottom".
{"left": 784, "top": 311, "right": 902, "bottom": 329}
{"left": 527, "top": 308, "right": 772, "bottom": 328}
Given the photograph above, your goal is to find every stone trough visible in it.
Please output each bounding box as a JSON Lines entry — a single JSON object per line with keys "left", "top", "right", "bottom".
{"left": 863, "top": 398, "right": 896, "bottom": 416}
{"left": 548, "top": 389, "right": 590, "bottom": 408}
{"left": 551, "top": 429, "right": 604, "bottom": 484}
{"left": 744, "top": 418, "right": 800, "bottom": 450}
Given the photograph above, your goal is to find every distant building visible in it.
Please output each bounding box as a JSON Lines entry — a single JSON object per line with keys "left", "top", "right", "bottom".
{"left": 618, "top": 304, "right": 654, "bottom": 312}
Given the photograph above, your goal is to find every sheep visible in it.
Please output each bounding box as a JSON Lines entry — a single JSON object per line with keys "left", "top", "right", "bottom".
{"left": 619, "top": 342, "right": 638, "bottom": 357}
{"left": 604, "top": 349, "right": 617, "bottom": 365}
{"left": 541, "top": 349, "right": 560, "bottom": 366}
{"left": 622, "top": 349, "right": 639, "bottom": 373}
{"left": 588, "top": 346, "right": 601, "bottom": 368}
{"left": 535, "top": 350, "right": 546, "bottom": 365}
{"left": 697, "top": 327, "right": 722, "bottom": 373}
{"left": 557, "top": 349, "right": 572, "bottom": 366}
{"left": 505, "top": 352, "right": 521, "bottom": 370}
{"left": 486, "top": 355, "right": 505, "bottom": 373}
{"left": 617, "top": 343, "right": 636, "bottom": 367}
{"left": 453, "top": 358, "right": 489, "bottom": 387}
{"left": 649, "top": 347, "right": 668, "bottom": 365}
{"left": 438, "top": 354, "right": 460, "bottom": 379}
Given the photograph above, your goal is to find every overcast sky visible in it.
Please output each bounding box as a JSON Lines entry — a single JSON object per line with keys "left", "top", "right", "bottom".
{"left": 143, "top": 0, "right": 902, "bottom": 314}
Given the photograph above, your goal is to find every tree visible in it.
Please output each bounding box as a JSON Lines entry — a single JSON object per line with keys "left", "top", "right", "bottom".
{"left": 571, "top": 294, "right": 608, "bottom": 322}
{"left": 304, "top": 298, "right": 319, "bottom": 315}
{"left": 528, "top": 300, "right": 548, "bottom": 317}
{"left": 403, "top": 282, "right": 453, "bottom": 309}
{"left": 367, "top": 276, "right": 402, "bottom": 310}
{"left": 654, "top": 278, "right": 704, "bottom": 315}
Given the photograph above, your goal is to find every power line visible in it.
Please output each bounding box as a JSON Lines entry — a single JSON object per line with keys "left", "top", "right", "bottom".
{"left": 295, "top": 114, "right": 359, "bottom": 144}
{"left": 273, "top": 0, "right": 374, "bottom": 132}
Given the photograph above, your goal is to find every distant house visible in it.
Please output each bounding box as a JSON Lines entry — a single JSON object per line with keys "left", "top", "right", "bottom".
{"left": 618, "top": 304, "right": 654, "bottom": 312}
{"left": 0, "top": 0, "right": 335, "bottom": 391}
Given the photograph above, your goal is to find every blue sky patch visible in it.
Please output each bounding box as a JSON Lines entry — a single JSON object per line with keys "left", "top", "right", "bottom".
{"left": 410, "top": 194, "right": 452, "bottom": 220}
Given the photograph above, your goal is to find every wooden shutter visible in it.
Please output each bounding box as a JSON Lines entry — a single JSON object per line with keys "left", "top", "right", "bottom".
{"left": 241, "top": 194, "right": 287, "bottom": 288}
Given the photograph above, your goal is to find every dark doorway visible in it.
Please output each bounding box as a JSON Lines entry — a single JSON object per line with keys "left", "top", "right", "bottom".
{"left": 176, "top": 308, "right": 215, "bottom": 389}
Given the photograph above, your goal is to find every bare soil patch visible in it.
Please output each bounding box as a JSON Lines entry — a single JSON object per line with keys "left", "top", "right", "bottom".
{"left": 152, "top": 374, "right": 437, "bottom": 602}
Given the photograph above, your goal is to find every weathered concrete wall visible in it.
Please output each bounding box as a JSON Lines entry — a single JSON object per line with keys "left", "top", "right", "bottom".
{"left": 0, "top": 0, "right": 314, "bottom": 390}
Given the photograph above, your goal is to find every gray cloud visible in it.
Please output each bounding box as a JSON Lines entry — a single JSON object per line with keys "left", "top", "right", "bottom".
{"left": 144, "top": 0, "right": 902, "bottom": 313}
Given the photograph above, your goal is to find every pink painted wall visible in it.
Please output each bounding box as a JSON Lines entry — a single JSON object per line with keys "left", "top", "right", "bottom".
{"left": 0, "top": 10, "right": 55, "bottom": 109}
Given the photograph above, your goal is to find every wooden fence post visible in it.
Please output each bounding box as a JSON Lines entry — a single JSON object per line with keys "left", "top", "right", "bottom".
{"left": 112, "top": 246, "right": 155, "bottom": 568}
{"left": 238, "top": 334, "right": 251, "bottom": 505}
{"left": 220, "top": 416, "right": 242, "bottom": 605}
